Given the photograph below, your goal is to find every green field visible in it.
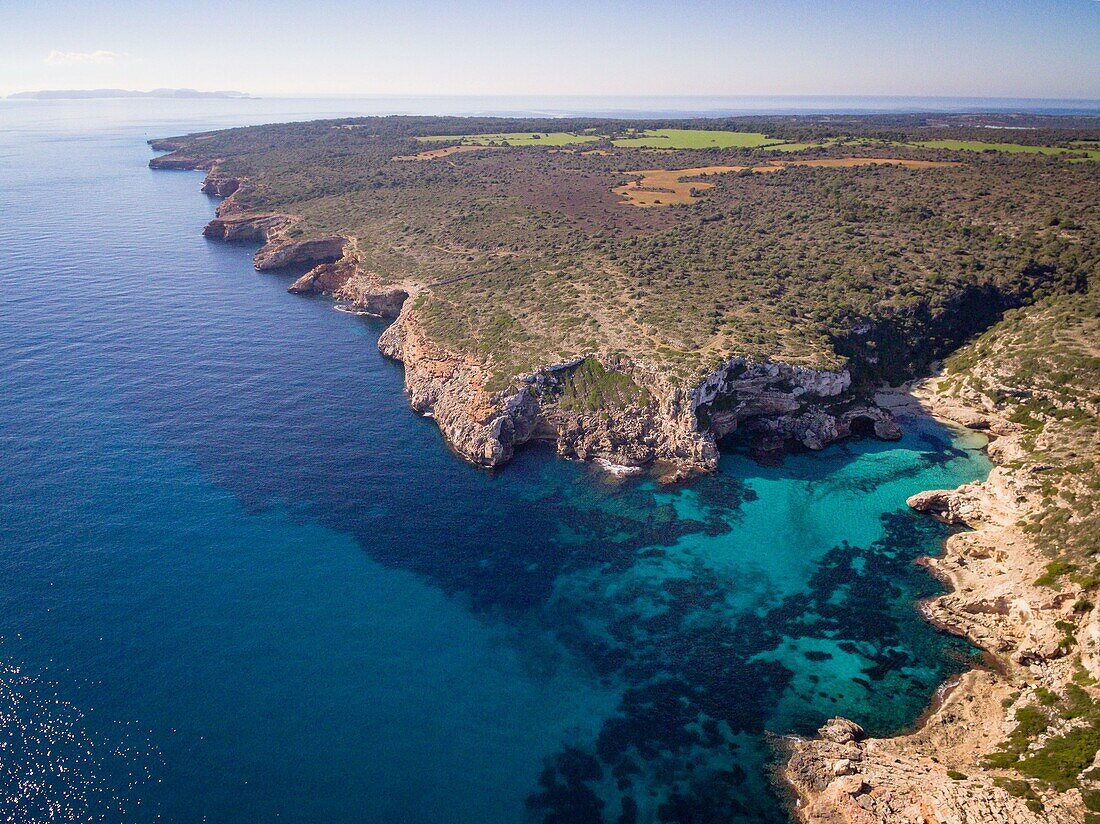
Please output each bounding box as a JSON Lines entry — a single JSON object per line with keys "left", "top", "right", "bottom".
{"left": 419, "top": 131, "right": 1099, "bottom": 160}
{"left": 762, "top": 142, "right": 822, "bottom": 152}
{"left": 421, "top": 132, "right": 600, "bottom": 146}
{"left": 912, "top": 139, "right": 1100, "bottom": 160}
{"left": 609, "top": 128, "right": 783, "bottom": 149}
{"left": 425, "top": 128, "right": 784, "bottom": 150}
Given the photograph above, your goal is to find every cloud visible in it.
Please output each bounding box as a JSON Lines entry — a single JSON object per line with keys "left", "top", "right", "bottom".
{"left": 44, "top": 50, "right": 125, "bottom": 66}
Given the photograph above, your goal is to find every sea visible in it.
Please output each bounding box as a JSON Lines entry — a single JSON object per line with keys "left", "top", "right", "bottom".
{"left": 0, "top": 96, "right": 998, "bottom": 822}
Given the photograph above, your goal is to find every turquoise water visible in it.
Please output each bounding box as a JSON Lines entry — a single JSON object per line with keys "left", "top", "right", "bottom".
{"left": 0, "top": 99, "right": 990, "bottom": 822}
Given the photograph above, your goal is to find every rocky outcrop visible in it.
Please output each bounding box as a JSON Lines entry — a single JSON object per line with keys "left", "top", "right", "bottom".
{"left": 287, "top": 257, "right": 409, "bottom": 318}
{"left": 786, "top": 678, "right": 1084, "bottom": 824}
{"left": 152, "top": 154, "right": 909, "bottom": 478}
{"left": 253, "top": 235, "right": 346, "bottom": 271}
{"left": 378, "top": 306, "right": 540, "bottom": 466}
{"left": 784, "top": 380, "right": 1093, "bottom": 824}
{"left": 148, "top": 154, "right": 213, "bottom": 170}
{"left": 530, "top": 362, "right": 716, "bottom": 472}
{"left": 200, "top": 175, "right": 240, "bottom": 197}
{"left": 372, "top": 337, "right": 902, "bottom": 475}
{"left": 203, "top": 214, "right": 288, "bottom": 243}
{"left": 693, "top": 358, "right": 900, "bottom": 454}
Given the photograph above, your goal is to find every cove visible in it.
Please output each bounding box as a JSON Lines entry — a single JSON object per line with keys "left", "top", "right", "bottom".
{"left": 0, "top": 99, "right": 990, "bottom": 822}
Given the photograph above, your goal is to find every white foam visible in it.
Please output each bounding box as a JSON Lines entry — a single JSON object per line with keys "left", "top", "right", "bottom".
{"left": 593, "top": 458, "right": 642, "bottom": 477}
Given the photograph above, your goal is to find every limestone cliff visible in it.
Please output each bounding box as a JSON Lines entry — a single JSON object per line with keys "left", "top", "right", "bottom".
{"left": 155, "top": 157, "right": 905, "bottom": 478}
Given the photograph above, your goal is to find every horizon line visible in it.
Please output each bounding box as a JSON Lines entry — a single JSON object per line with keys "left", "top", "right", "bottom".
{"left": 6, "top": 89, "right": 1100, "bottom": 104}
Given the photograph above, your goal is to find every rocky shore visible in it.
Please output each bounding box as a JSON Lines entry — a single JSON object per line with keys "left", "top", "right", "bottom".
{"left": 150, "top": 156, "right": 907, "bottom": 479}
{"left": 783, "top": 379, "right": 1097, "bottom": 824}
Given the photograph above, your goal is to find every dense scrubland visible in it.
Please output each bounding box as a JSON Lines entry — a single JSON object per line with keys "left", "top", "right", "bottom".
{"left": 153, "top": 113, "right": 1098, "bottom": 393}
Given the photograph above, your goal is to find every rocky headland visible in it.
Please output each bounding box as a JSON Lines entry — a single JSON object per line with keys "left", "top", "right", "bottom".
{"left": 150, "top": 117, "right": 1098, "bottom": 823}
{"left": 149, "top": 157, "right": 904, "bottom": 480}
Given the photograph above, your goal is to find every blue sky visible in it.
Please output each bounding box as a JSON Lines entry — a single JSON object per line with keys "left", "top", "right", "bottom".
{"left": 2, "top": 0, "right": 1098, "bottom": 98}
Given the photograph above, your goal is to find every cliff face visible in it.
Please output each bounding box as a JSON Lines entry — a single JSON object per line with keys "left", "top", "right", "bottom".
{"left": 693, "top": 358, "right": 901, "bottom": 456}
{"left": 160, "top": 160, "right": 906, "bottom": 477}
{"left": 375, "top": 314, "right": 902, "bottom": 476}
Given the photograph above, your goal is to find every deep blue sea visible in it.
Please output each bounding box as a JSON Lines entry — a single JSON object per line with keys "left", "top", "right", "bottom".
{"left": 0, "top": 98, "right": 992, "bottom": 822}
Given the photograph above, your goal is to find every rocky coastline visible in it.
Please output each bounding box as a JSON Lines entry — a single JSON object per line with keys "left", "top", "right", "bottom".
{"left": 150, "top": 147, "right": 1096, "bottom": 823}
{"left": 783, "top": 380, "right": 1096, "bottom": 823}
{"left": 149, "top": 155, "right": 905, "bottom": 480}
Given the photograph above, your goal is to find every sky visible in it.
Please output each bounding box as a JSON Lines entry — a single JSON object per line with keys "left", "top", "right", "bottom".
{"left": 1, "top": 0, "right": 1098, "bottom": 99}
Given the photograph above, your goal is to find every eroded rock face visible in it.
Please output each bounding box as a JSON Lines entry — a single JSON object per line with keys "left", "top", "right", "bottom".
{"left": 203, "top": 215, "right": 288, "bottom": 243}
{"left": 288, "top": 259, "right": 410, "bottom": 319}
{"left": 253, "top": 236, "right": 347, "bottom": 271}
{"left": 148, "top": 154, "right": 211, "bottom": 170}
{"left": 819, "top": 718, "right": 865, "bottom": 745}
{"left": 200, "top": 175, "right": 240, "bottom": 197}
{"left": 907, "top": 489, "right": 967, "bottom": 524}
{"left": 544, "top": 399, "right": 716, "bottom": 471}
{"left": 377, "top": 307, "right": 540, "bottom": 466}
{"left": 375, "top": 332, "right": 902, "bottom": 476}
{"left": 693, "top": 359, "right": 900, "bottom": 454}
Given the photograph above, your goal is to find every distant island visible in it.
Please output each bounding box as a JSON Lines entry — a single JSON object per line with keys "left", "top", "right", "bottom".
{"left": 7, "top": 88, "right": 252, "bottom": 100}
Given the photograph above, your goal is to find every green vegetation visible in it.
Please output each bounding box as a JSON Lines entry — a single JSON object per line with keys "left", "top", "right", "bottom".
{"left": 993, "top": 777, "right": 1045, "bottom": 813}
{"left": 986, "top": 679, "right": 1100, "bottom": 797}
{"left": 763, "top": 141, "right": 832, "bottom": 152}
{"left": 609, "top": 128, "right": 783, "bottom": 149}
{"left": 556, "top": 357, "right": 650, "bottom": 412}
{"left": 1084, "top": 786, "right": 1100, "bottom": 812}
{"left": 941, "top": 286, "right": 1100, "bottom": 562}
{"left": 422, "top": 131, "right": 601, "bottom": 146}
{"left": 913, "top": 139, "right": 1070, "bottom": 155}
{"left": 421, "top": 129, "right": 1100, "bottom": 160}
{"left": 912, "top": 139, "right": 1100, "bottom": 161}
{"left": 153, "top": 114, "right": 1098, "bottom": 386}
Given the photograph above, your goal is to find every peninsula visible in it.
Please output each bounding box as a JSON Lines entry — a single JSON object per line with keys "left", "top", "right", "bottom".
{"left": 151, "top": 113, "right": 1100, "bottom": 820}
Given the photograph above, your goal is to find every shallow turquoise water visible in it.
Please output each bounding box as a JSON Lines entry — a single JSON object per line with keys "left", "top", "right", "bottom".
{"left": 0, "top": 99, "right": 990, "bottom": 822}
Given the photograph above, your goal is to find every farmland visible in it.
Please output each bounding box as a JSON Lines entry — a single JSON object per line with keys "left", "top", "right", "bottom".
{"left": 609, "top": 128, "right": 783, "bottom": 149}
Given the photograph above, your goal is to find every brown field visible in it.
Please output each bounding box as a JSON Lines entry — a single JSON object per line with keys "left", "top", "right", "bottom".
{"left": 614, "top": 158, "right": 957, "bottom": 207}
{"left": 393, "top": 144, "right": 501, "bottom": 161}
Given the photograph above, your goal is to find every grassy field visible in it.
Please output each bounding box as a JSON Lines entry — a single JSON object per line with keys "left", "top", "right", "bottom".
{"left": 426, "top": 128, "right": 788, "bottom": 150}
{"left": 763, "top": 142, "right": 826, "bottom": 152}
{"left": 913, "top": 139, "right": 1068, "bottom": 154}
{"left": 609, "top": 128, "right": 783, "bottom": 149}
{"left": 421, "top": 132, "right": 600, "bottom": 146}
{"left": 912, "top": 139, "right": 1100, "bottom": 161}
{"left": 418, "top": 129, "right": 1100, "bottom": 161}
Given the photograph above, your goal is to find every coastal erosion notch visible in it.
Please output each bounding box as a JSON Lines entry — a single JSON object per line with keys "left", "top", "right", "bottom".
{"left": 149, "top": 150, "right": 904, "bottom": 480}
